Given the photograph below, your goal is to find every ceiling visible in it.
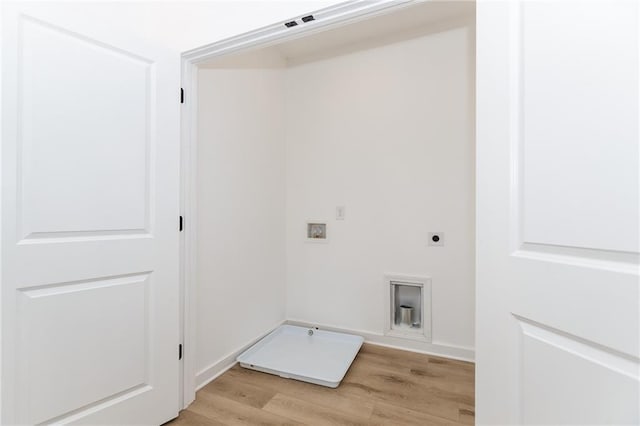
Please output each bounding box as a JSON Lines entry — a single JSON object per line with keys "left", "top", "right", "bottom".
{"left": 199, "top": 1, "right": 475, "bottom": 69}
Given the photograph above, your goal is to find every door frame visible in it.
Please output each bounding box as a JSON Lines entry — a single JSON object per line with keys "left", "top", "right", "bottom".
{"left": 178, "top": 0, "right": 424, "bottom": 408}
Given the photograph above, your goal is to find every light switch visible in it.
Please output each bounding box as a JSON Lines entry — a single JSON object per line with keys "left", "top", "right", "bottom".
{"left": 336, "top": 206, "right": 346, "bottom": 220}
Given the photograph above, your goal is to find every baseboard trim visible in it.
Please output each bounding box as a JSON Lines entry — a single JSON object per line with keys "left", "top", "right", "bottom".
{"left": 194, "top": 318, "right": 474, "bottom": 392}
{"left": 286, "top": 319, "right": 475, "bottom": 362}
{"left": 194, "top": 320, "right": 286, "bottom": 391}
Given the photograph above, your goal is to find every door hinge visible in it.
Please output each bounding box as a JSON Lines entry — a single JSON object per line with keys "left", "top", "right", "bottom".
{"left": 180, "top": 88, "right": 184, "bottom": 104}
{"left": 178, "top": 344, "right": 183, "bottom": 360}
{"left": 179, "top": 215, "right": 184, "bottom": 232}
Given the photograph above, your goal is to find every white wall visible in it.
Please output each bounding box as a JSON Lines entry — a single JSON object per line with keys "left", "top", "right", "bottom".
{"left": 196, "top": 68, "right": 286, "bottom": 383}
{"left": 188, "top": 6, "right": 475, "bottom": 388}
{"left": 285, "top": 24, "right": 476, "bottom": 356}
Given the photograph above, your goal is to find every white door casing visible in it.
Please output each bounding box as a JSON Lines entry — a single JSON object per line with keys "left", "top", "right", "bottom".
{"left": 477, "top": 0, "right": 639, "bottom": 424}
{"left": 1, "top": 3, "right": 180, "bottom": 424}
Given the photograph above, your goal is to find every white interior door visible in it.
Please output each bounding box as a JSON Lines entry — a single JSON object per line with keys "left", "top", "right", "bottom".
{"left": 1, "top": 3, "right": 180, "bottom": 424}
{"left": 477, "top": 0, "right": 639, "bottom": 424}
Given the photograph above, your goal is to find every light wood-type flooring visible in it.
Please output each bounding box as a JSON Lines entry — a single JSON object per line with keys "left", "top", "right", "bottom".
{"left": 169, "top": 343, "right": 475, "bottom": 425}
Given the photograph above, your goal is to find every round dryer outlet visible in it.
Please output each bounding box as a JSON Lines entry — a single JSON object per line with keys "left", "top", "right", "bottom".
{"left": 428, "top": 232, "right": 444, "bottom": 246}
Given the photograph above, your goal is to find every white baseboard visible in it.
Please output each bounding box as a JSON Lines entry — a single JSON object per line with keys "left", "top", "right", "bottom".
{"left": 286, "top": 319, "right": 475, "bottom": 362}
{"left": 194, "top": 320, "right": 286, "bottom": 390}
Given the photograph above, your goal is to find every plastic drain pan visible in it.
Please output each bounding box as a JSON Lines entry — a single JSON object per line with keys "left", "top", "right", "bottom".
{"left": 236, "top": 325, "right": 364, "bottom": 388}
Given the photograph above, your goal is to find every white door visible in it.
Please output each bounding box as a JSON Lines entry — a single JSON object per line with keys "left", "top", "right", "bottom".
{"left": 1, "top": 3, "right": 180, "bottom": 425}
{"left": 476, "top": 0, "right": 639, "bottom": 424}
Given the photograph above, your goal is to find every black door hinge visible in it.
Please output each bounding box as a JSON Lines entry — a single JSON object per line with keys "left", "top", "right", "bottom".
{"left": 178, "top": 344, "right": 183, "bottom": 360}
{"left": 179, "top": 216, "right": 184, "bottom": 232}
{"left": 180, "top": 88, "right": 184, "bottom": 104}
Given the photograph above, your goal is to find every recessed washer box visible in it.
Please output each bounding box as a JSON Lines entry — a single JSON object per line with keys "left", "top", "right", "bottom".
{"left": 237, "top": 325, "right": 363, "bottom": 388}
{"left": 306, "top": 222, "right": 327, "bottom": 242}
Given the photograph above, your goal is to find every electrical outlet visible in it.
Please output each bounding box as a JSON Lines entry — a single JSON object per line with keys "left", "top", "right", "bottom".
{"left": 428, "top": 232, "right": 444, "bottom": 246}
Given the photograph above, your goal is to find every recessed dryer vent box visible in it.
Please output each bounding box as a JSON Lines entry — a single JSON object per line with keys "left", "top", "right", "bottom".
{"left": 384, "top": 274, "right": 432, "bottom": 341}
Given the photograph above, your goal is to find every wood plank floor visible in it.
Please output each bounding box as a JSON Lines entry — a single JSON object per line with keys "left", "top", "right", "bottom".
{"left": 169, "top": 344, "right": 475, "bottom": 425}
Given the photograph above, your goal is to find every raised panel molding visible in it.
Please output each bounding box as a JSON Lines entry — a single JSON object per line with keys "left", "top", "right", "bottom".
{"left": 516, "top": 317, "right": 640, "bottom": 425}
{"left": 17, "top": 15, "right": 155, "bottom": 242}
{"left": 513, "top": 243, "right": 640, "bottom": 275}
{"left": 16, "top": 273, "right": 151, "bottom": 424}
{"left": 509, "top": 1, "right": 640, "bottom": 268}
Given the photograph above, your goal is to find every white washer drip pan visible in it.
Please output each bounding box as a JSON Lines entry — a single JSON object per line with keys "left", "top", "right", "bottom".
{"left": 236, "top": 325, "right": 364, "bottom": 388}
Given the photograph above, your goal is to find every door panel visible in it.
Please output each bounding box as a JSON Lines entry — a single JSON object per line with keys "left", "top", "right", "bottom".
{"left": 477, "top": 0, "right": 639, "bottom": 424}
{"left": 519, "top": 319, "right": 639, "bottom": 425}
{"left": 520, "top": 1, "right": 639, "bottom": 253}
{"left": 19, "top": 274, "right": 149, "bottom": 425}
{"left": 19, "top": 16, "right": 151, "bottom": 239}
{"left": 2, "top": 3, "right": 179, "bottom": 425}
